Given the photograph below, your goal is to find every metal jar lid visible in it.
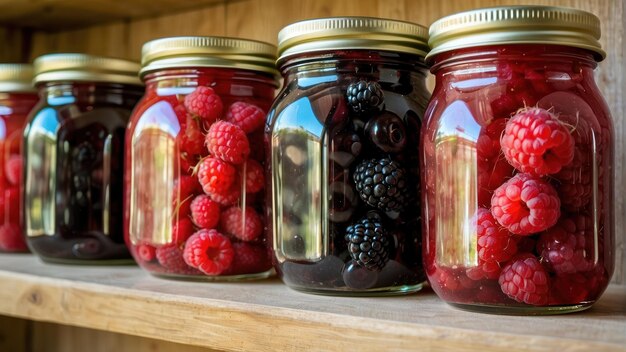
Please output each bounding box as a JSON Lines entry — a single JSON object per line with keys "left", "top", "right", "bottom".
{"left": 427, "top": 5, "right": 605, "bottom": 62}
{"left": 0, "top": 64, "right": 36, "bottom": 93}
{"left": 277, "top": 17, "right": 429, "bottom": 65}
{"left": 33, "top": 53, "right": 142, "bottom": 86}
{"left": 140, "top": 36, "right": 279, "bottom": 79}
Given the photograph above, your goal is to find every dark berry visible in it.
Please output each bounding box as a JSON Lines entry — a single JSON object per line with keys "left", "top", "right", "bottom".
{"left": 345, "top": 214, "right": 390, "bottom": 271}
{"left": 353, "top": 158, "right": 408, "bottom": 212}
{"left": 342, "top": 261, "right": 378, "bottom": 289}
{"left": 346, "top": 80, "right": 384, "bottom": 114}
{"left": 364, "top": 111, "right": 407, "bottom": 153}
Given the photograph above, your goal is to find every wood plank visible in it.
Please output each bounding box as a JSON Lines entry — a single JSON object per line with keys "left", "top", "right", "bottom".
{"left": 0, "top": 315, "right": 29, "bottom": 352}
{"left": 0, "top": 0, "right": 225, "bottom": 30}
{"left": 30, "top": 321, "right": 222, "bottom": 352}
{"left": 0, "top": 254, "right": 624, "bottom": 352}
{"left": 127, "top": 4, "right": 227, "bottom": 61}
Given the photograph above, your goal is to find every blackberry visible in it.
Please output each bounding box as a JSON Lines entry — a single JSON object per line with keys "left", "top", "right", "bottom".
{"left": 353, "top": 158, "right": 407, "bottom": 211}
{"left": 346, "top": 80, "right": 384, "bottom": 114}
{"left": 344, "top": 214, "right": 390, "bottom": 271}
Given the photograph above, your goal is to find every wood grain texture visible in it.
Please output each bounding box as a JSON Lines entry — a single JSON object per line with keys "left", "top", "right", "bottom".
{"left": 0, "top": 0, "right": 224, "bottom": 29}
{"left": 0, "top": 315, "right": 29, "bottom": 351}
{"left": 30, "top": 320, "right": 222, "bottom": 352}
{"left": 12, "top": 0, "right": 626, "bottom": 284}
{"left": 0, "top": 255, "right": 624, "bottom": 352}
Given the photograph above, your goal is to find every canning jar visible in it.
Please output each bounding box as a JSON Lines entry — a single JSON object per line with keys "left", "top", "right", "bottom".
{"left": 0, "top": 65, "right": 38, "bottom": 252}
{"left": 422, "top": 6, "right": 614, "bottom": 314}
{"left": 125, "top": 37, "right": 278, "bottom": 280}
{"left": 24, "top": 54, "right": 143, "bottom": 264}
{"left": 268, "top": 17, "right": 430, "bottom": 295}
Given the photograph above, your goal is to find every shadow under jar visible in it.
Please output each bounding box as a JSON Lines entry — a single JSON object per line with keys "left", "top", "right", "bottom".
{"left": 0, "top": 64, "right": 39, "bottom": 252}
{"left": 421, "top": 6, "right": 614, "bottom": 314}
{"left": 24, "top": 54, "right": 143, "bottom": 264}
{"left": 267, "top": 17, "right": 430, "bottom": 295}
{"left": 125, "top": 37, "right": 278, "bottom": 280}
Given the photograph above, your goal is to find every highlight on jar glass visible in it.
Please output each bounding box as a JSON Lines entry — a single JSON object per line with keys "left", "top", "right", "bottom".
{"left": 421, "top": 6, "right": 614, "bottom": 314}
{"left": 268, "top": 17, "right": 430, "bottom": 295}
{"left": 125, "top": 37, "right": 278, "bottom": 280}
{"left": 0, "top": 64, "right": 38, "bottom": 252}
{"left": 24, "top": 54, "right": 143, "bottom": 264}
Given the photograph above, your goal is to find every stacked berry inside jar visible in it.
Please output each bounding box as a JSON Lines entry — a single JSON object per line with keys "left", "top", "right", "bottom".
{"left": 276, "top": 73, "right": 426, "bottom": 292}
{"left": 424, "top": 51, "right": 612, "bottom": 307}
{"left": 129, "top": 77, "right": 273, "bottom": 278}
{"left": 0, "top": 145, "right": 26, "bottom": 252}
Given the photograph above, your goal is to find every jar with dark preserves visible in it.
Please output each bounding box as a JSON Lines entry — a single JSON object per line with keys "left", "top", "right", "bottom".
{"left": 24, "top": 54, "right": 143, "bottom": 263}
{"left": 125, "top": 37, "right": 278, "bottom": 279}
{"left": 267, "top": 17, "right": 430, "bottom": 295}
{"left": 0, "top": 64, "right": 38, "bottom": 252}
{"left": 422, "top": 6, "right": 614, "bottom": 313}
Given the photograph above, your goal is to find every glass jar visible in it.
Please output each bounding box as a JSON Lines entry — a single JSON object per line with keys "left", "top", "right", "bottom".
{"left": 422, "top": 6, "right": 614, "bottom": 314}
{"left": 125, "top": 37, "right": 278, "bottom": 280}
{"left": 0, "top": 65, "right": 38, "bottom": 252}
{"left": 24, "top": 54, "right": 143, "bottom": 264}
{"left": 268, "top": 18, "right": 430, "bottom": 295}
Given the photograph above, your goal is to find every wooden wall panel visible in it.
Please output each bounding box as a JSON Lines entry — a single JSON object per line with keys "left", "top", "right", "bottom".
{"left": 0, "top": 315, "right": 29, "bottom": 351}
{"left": 13, "top": 0, "right": 626, "bottom": 284}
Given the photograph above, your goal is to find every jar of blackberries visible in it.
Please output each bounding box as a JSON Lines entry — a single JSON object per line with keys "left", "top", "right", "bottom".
{"left": 422, "top": 6, "right": 614, "bottom": 313}
{"left": 24, "top": 54, "right": 143, "bottom": 263}
{"left": 0, "top": 64, "right": 38, "bottom": 252}
{"left": 267, "top": 17, "right": 430, "bottom": 295}
{"left": 125, "top": 37, "right": 278, "bottom": 279}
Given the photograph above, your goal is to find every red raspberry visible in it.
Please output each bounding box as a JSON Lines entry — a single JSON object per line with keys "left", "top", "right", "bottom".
{"left": 178, "top": 116, "right": 206, "bottom": 156}
{"left": 220, "top": 206, "right": 263, "bottom": 242}
{"left": 197, "top": 157, "right": 236, "bottom": 195}
{"left": 225, "top": 102, "right": 266, "bottom": 134}
{"left": 207, "top": 181, "right": 241, "bottom": 206}
{"left": 205, "top": 121, "right": 250, "bottom": 165}
{"left": 498, "top": 254, "right": 550, "bottom": 305}
{"left": 183, "top": 229, "right": 234, "bottom": 275}
{"left": 172, "top": 218, "right": 194, "bottom": 245}
{"left": 190, "top": 195, "right": 220, "bottom": 229}
{"left": 5, "top": 155, "right": 22, "bottom": 185}
{"left": 476, "top": 208, "right": 517, "bottom": 263}
{"left": 244, "top": 159, "right": 264, "bottom": 193}
{"left": 537, "top": 218, "right": 593, "bottom": 274}
{"left": 183, "top": 86, "right": 223, "bottom": 123}
{"left": 466, "top": 260, "right": 501, "bottom": 280}
{"left": 433, "top": 266, "right": 478, "bottom": 291}
{"left": 223, "top": 242, "right": 271, "bottom": 275}
{"left": 491, "top": 173, "right": 560, "bottom": 235}
{"left": 136, "top": 243, "right": 156, "bottom": 262}
{"left": 501, "top": 107, "right": 574, "bottom": 176}
{"left": 156, "top": 243, "right": 189, "bottom": 271}
{"left": 0, "top": 223, "right": 27, "bottom": 251}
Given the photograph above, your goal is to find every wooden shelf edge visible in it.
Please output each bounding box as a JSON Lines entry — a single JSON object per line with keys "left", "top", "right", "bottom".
{"left": 0, "top": 255, "right": 624, "bottom": 352}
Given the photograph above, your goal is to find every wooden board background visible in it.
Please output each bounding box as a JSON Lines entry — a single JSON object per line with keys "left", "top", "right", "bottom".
{"left": 0, "top": 0, "right": 623, "bottom": 284}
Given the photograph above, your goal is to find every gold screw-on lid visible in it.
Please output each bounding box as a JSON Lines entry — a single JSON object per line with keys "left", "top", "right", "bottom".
{"left": 0, "top": 64, "right": 36, "bottom": 93}
{"left": 277, "top": 17, "right": 429, "bottom": 65}
{"left": 427, "top": 6, "right": 605, "bottom": 62}
{"left": 140, "top": 36, "right": 279, "bottom": 79}
{"left": 33, "top": 53, "right": 142, "bottom": 86}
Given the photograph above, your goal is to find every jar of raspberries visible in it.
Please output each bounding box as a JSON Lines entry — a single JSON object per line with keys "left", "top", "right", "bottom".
{"left": 125, "top": 37, "right": 278, "bottom": 279}
{"left": 0, "top": 64, "right": 38, "bottom": 252}
{"left": 422, "top": 6, "right": 614, "bottom": 314}
{"left": 267, "top": 18, "right": 430, "bottom": 295}
{"left": 24, "top": 54, "right": 143, "bottom": 263}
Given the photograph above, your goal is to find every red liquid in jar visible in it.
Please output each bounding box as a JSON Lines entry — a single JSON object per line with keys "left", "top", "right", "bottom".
{"left": 422, "top": 45, "right": 613, "bottom": 308}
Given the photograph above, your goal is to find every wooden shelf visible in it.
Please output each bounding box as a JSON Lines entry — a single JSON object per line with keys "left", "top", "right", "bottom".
{"left": 0, "top": 254, "right": 624, "bottom": 352}
{"left": 0, "top": 0, "right": 223, "bottom": 30}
